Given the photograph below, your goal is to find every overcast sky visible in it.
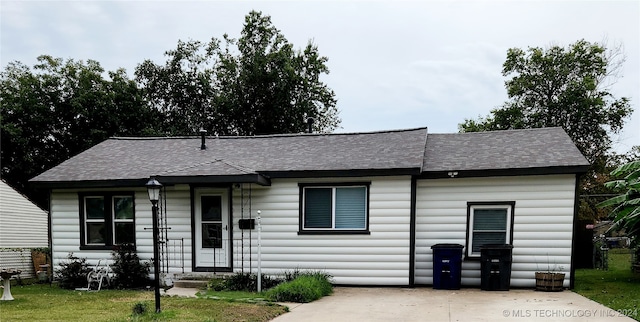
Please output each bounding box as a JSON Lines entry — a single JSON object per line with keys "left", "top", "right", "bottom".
{"left": 2, "top": 0, "right": 638, "bottom": 154}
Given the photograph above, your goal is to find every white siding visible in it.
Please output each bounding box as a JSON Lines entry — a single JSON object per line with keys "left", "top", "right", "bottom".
{"left": 0, "top": 249, "right": 37, "bottom": 279}
{"left": 415, "top": 175, "right": 577, "bottom": 288}
{"left": 49, "top": 186, "right": 192, "bottom": 275}
{"left": 0, "top": 181, "right": 48, "bottom": 248}
{"left": 231, "top": 176, "right": 412, "bottom": 285}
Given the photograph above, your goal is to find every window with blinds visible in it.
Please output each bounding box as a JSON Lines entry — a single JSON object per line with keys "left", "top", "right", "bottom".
{"left": 301, "top": 183, "right": 369, "bottom": 233}
{"left": 466, "top": 202, "right": 514, "bottom": 258}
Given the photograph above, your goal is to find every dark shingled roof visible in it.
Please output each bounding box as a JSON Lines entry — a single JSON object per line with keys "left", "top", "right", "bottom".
{"left": 423, "top": 127, "right": 590, "bottom": 172}
{"left": 30, "top": 126, "right": 589, "bottom": 187}
{"left": 31, "top": 127, "right": 429, "bottom": 185}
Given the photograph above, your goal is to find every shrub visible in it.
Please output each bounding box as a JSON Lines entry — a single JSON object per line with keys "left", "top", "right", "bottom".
{"left": 221, "top": 272, "right": 282, "bottom": 291}
{"left": 110, "top": 243, "right": 151, "bottom": 289}
{"left": 266, "top": 272, "right": 333, "bottom": 303}
{"left": 131, "top": 301, "right": 148, "bottom": 316}
{"left": 56, "top": 253, "right": 92, "bottom": 289}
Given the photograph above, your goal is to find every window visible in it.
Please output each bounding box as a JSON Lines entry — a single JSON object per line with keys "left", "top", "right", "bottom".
{"left": 299, "top": 183, "right": 369, "bottom": 233}
{"left": 201, "top": 195, "right": 223, "bottom": 248}
{"left": 80, "top": 193, "right": 135, "bottom": 248}
{"left": 466, "top": 202, "right": 515, "bottom": 258}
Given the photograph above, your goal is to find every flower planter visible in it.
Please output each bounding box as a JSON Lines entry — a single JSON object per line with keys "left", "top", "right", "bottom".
{"left": 535, "top": 272, "right": 565, "bottom": 292}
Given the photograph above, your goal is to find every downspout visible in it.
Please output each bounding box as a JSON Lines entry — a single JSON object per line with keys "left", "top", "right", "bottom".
{"left": 409, "top": 176, "right": 417, "bottom": 287}
{"left": 569, "top": 173, "right": 582, "bottom": 290}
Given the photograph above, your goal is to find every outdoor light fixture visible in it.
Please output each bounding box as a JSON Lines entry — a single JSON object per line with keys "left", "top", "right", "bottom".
{"left": 145, "top": 178, "right": 162, "bottom": 313}
{"left": 147, "top": 178, "right": 162, "bottom": 204}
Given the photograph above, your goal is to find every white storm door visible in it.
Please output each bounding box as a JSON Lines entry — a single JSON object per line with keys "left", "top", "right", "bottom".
{"left": 194, "top": 189, "right": 230, "bottom": 268}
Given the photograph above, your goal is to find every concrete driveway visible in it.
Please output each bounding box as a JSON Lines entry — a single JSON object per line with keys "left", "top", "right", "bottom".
{"left": 272, "top": 287, "right": 636, "bottom": 322}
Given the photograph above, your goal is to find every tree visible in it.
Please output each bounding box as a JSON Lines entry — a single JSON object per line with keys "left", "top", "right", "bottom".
{"left": 0, "top": 55, "right": 159, "bottom": 206}
{"left": 598, "top": 160, "right": 640, "bottom": 247}
{"left": 135, "top": 10, "right": 340, "bottom": 136}
{"left": 459, "top": 40, "right": 634, "bottom": 221}
{"left": 459, "top": 40, "right": 633, "bottom": 165}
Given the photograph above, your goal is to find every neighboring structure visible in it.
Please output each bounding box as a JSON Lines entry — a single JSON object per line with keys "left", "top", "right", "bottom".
{"left": 30, "top": 127, "right": 590, "bottom": 288}
{"left": 0, "top": 180, "right": 49, "bottom": 278}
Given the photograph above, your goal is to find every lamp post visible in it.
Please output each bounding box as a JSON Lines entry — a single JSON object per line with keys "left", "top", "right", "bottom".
{"left": 146, "top": 178, "right": 162, "bottom": 313}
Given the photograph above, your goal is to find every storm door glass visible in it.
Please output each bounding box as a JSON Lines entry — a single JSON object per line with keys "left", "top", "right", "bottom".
{"left": 201, "top": 195, "right": 222, "bottom": 248}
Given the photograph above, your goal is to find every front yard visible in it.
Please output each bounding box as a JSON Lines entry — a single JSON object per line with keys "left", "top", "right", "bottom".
{"left": 3, "top": 251, "right": 639, "bottom": 321}
{"left": 0, "top": 285, "right": 287, "bottom": 322}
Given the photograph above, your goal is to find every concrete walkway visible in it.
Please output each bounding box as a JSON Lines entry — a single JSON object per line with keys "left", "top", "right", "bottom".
{"left": 271, "top": 287, "right": 637, "bottom": 322}
{"left": 163, "top": 286, "right": 636, "bottom": 321}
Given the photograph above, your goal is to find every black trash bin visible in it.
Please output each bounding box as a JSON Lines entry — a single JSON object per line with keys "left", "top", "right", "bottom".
{"left": 431, "top": 243, "right": 464, "bottom": 290}
{"left": 480, "top": 244, "right": 513, "bottom": 291}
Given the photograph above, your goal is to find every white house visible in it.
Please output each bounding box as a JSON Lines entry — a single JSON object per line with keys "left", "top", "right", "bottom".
{"left": 30, "top": 127, "right": 589, "bottom": 288}
{"left": 0, "top": 180, "right": 49, "bottom": 278}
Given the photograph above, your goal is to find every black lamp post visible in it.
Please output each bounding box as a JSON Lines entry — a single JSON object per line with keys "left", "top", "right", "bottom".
{"left": 146, "top": 178, "right": 162, "bottom": 313}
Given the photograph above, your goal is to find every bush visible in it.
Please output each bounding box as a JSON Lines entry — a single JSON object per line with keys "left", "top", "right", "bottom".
{"left": 56, "top": 253, "right": 92, "bottom": 289}
{"left": 266, "top": 272, "right": 333, "bottom": 303}
{"left": 221, "top": 272, "right": 282, "bottom": 291}
{"left": 110, "top": 243, "right": 151, "bottom": 289}
{"left": 131, "top": 301, "right": 148, "bottom": 316}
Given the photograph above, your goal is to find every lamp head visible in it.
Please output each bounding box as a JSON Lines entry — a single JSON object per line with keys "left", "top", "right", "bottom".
{"left": 146, "top": 178, "right": 162, "bottom": 204}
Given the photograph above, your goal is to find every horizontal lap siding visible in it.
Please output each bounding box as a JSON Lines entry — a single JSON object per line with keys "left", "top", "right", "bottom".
{"left": 0, "top": 249, "right": 37, "bottom": 278}
{"left": 232, "top": 176, "right": 412, "bottom": 285}
{"left": 0, "top": 182, "right": 48, "bottom": 249}
{"left": 50, "top": 186, "right": 192, "bottom": 274}
{"left": 415, "top": 175, "right": 576, "bottom": 288}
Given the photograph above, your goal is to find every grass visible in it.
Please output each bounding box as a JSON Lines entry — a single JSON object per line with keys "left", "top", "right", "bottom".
{"left": 0, "top": 284, "right": 287, "bottom": 322}
{"left": 199, "top": 290, "right": 269, "bottom": 303}
{"left": 574, "top": 249, "right": 640, "bottom": 321}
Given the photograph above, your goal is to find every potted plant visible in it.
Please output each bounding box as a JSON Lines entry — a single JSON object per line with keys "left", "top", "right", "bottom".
{"left": 535, "top": 261, "right": 565, "bottom": 292}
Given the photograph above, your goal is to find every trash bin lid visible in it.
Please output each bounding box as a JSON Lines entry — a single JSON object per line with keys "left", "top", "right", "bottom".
{"left": 431, "top": 243, "right": 464, "bottom": 249}
{"left": 479, "top": 244, "right": 513, "bottom": 249}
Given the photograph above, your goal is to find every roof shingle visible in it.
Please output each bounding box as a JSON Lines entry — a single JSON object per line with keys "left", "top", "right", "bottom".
{"left": 30, "top": 126, "right": 589, "bottom": 186}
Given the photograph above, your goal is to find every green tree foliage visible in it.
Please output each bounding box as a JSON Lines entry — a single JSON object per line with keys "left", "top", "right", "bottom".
{"left": 0, "top": 55, "right": 159, "bottom": 205}
{"left": 459, "top": 40, "right": 634, "bottom": 221}
{"left": 459, "top": 40, "right": 632, "bottom": 164}
{"left": 598, "top": 160, "right": 640, "bottom": 244}
{"left": 135, "top": 10, "right": 340, "bottom": 136}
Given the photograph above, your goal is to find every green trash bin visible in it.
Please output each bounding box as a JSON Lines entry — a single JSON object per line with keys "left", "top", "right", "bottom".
{"left": 480, "top": 244, "right": 513, "bottom": 291}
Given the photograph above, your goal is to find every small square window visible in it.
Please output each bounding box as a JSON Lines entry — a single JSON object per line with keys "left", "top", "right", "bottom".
{"left": 466, "top": 202, "right": 514, "bottom": 258}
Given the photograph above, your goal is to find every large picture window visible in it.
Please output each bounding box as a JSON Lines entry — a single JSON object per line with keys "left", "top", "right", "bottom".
{"left": 466, "top": 202, "right": 515, "bottom": 258}
{"left": 299, "top": 183, "right": 369, "bottom": 233}
{"left": 80, "top": 193, "right": 135, "bottom": 248}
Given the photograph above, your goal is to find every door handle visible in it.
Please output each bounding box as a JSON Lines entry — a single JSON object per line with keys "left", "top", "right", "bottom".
{"left": 224, "top": 225, "right": 228, "bottom": 231}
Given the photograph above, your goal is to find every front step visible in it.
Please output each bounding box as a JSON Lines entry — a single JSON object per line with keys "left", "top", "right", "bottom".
{"left": 172, "top": 272, "right": 233, "bottom": 289}
{"left": 173, "top": 279, "right": 209, "bottom": 289}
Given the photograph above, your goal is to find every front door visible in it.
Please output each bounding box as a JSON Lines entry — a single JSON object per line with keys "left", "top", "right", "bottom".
{"left": 194, "top": 188, "right": 230, "bottom": 269}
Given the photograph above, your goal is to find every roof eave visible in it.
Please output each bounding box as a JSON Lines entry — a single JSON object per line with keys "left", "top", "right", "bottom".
{"left": 156, "top": 174, "right": 271, "bottom": 186}
{"left": 419, "top": 165, "right": 591, "bottom": 179}
{"left": 262, "top": 168, "right": 422, "bottom": 178}
{"left": 30, "top": 179, "right": 148, "bottom": 190}
{"left": 30, "top": 173, "right": 272, "bottom": 190}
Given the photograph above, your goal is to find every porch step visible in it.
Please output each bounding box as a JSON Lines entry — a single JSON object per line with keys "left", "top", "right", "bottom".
{"left": 172, "top": 272, "right": 233, "bottom": 289}
{"left": 173, "top": 279, "right": 209, "bottom": 289}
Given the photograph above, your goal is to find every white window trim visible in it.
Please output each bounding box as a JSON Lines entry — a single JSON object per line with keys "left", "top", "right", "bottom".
{"left": 467, "top": 204, "right": 513, "bottom": 258}
{"left": 84, "top": 196, "right": 105, "bottom": 246}
{"left": 112, "top": 195, "right": 134, "bottom": 244}
{"left": 302, "top": 185, "right": 368, "bottom": 231}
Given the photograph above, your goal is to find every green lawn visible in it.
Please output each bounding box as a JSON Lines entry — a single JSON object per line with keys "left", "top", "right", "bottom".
{"left": 0, "top": 284, "right": 287, "bottom": 322}
{"left": 574, "top": 249, "right": 640, "bottom": 321}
